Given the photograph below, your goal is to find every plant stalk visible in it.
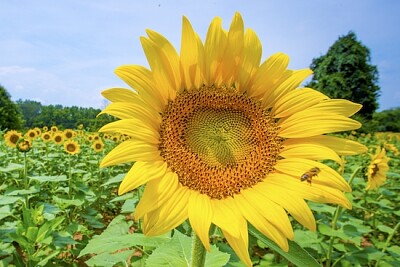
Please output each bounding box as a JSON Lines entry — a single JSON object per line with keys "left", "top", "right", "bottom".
{"left": 190, "top": 231, "right": 207, "bottom": 267}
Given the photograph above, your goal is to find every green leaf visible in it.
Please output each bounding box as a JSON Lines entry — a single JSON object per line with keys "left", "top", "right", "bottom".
{"left": 0, "top": 205, "right": 12, "bottom": 221}
{"left": 0, "top": 195, "right": 23, "bottom": 205}
{"left": 79, "top": 215, "right": 170, "bottom": 257}
{"left": 85, "top": 249, "right": 134, "bottom": 267}
{"left": 0, "top": 163, "right": 24, "bottom": 172}
{"left": 36, "top": 216, "right": 64, "bottom": 243}
{"left": 29, "top": 175, "right": 68, "bottom": 183}
{"left": 377, "top": 225, "right": 394, "bottom": 234}
{"left": 146, "top": 230, "right": 229, "bottom": 267}
{"left": 101, "top": 173, "right": 125, "bottom": 187}
{"left": 248, "top": 224, "right": 320, "bottom": 267}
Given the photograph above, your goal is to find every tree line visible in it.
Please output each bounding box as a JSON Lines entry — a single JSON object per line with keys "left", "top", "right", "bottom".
{"left": 1, "top": 31, "right": 399, "bottom": 132}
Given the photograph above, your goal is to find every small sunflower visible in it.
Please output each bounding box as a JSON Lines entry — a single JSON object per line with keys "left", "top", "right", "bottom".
{"left": 64, "top": 140, "right": 80, "bottom": 155}
{"left": 41, "top": 132, "right": 53, "bottom": 142}
{"left": 366, "top": 147, "right": 390, "bottom": 190}
{"left": 52, "top": 132, "right": 64, "bottom": 145}
{"left": 4, "top": 130, "right": 23, "bottom": 148}
{"left": 25, "top": 129, "right": 38, "bottom": 140}
{"left": 42, "top": 126, "right": 49, "bottom": 132}
{"left": 16, "top": 138, "right": 32, "bottom": 153}
{"left": 50, "top": 126, "right": 58, "bottom": 133}
{"left": 63, "top": 129, "right": 76, "bottom": 139}
{"left": 92, "top": 140, "right": 105, "bottom": 152}
{"left": 99, "top": 13, "right": 366, "bottom": 266}
{"left": 34, "top": 127, "right": 42, "bottom": 136}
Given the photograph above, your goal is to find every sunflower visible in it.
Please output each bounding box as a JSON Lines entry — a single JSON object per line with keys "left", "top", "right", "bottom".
{"left": 50, "top": 126, "right": 58, "bottom": 133}
{"left": 92, "top": 140, "right": 105, "bottom": 152}
{"left": 63, "top": 129, "right": 76, "bottom": 139}
{"left": 52, "top": 132, "right": 64, "bottom": 145}
{"left": 41, "top": 132, "right": 53, "bottom": 142}
{"left": 99, "top": 13, "right": 366, "bottom": 266}
{"left": 16, "top": 138, "right": 32, "bottom": 153}
{"left": 25, "top": 129, "right": 38, "bottom": 140}
{"left": 42, "top": 126, "right": 49, "bottom": 132}
{"left": 366, "top": 147, "right": 390, "bottom": 190}
{"left": 4, "top": 130, "right": 23, "bottom": 148}
{"left": 64, "top": 140, "right": 80, "bottom": 155}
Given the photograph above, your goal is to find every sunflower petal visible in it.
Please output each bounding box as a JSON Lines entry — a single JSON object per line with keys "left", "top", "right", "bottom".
{"left": 118, "top": 161, "right": 168, "bottom": 195}
{"left": 280, "top": 142, "right": 342, "bottom": 164}
{"left": 100, "top": 139, "right": 161, "bottom": 167}
{"left": 188, "top": 192, "right": 213, "bottom": 251}
{"left": 101, "top": 88, "right": 139, "bottom": 102}
{"left": 211, "top": 197, "right": 242, "bottom": 238}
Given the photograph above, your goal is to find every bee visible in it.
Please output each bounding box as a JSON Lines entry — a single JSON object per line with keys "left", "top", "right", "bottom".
{"left": 300, "top": 167, "right": 320, "bottom": 185}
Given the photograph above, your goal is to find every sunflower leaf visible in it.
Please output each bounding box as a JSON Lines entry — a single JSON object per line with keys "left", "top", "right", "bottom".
{"left": 248, "top": 224, "right": 320, "bottom": 267}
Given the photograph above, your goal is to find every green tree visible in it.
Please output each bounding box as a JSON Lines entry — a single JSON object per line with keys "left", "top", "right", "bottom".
{"left": 307, "top": 31, "right": 380, "bottom": 120}
{"left": 16, "top": 99, "right": 42, "bottom": 128}
{"left": 373, "top": 108, "right": 400, "bottom": 132}
{"left": 0, "top": 84, "right": 22, "bottom": 130}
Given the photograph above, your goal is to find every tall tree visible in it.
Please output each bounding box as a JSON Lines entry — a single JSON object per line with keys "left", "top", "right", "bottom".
{"left": 307, "top": 31, "right": 380, "bottom": 119}
{"left": 0, "top": 84, "right": 22, "bottom": 130}
{"left": 16, "top": 99, "right": 42, "bottom": 128}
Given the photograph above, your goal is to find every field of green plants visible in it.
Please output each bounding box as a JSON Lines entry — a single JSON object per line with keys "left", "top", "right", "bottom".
{"left": 0, "top": 127, "right": 399, "bottom": 267}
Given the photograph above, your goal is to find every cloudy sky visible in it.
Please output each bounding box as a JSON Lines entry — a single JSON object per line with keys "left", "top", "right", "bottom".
{"left": 1, "top": 0, "right": 399, "bottom": 111}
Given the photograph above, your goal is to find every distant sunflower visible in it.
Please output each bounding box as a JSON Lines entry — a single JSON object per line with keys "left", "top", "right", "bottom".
{"left": 25, "top": 129, "right": 37, "bottom": 140}
{"left": 41, "top": 132, "right": 52, "bottom": 142}
{"left": 63, "top": 129, "right": 76, "bottom": 139}
{"left": 64, "top": 140, "right": 80, "bottom": 155}
{"left": 366, "top": 147, "right": 390, "bottom": 190}
{"left": 52, "top": 132, "right": 64, "bottom": 145}
{"left": 42, "top": 126, "right": 49, "bottom": 132}
{"left": 99, "top": 13, "right": 366, "bottom": 266}
{"left": 34, "top": 127, "right": 42, "bottom": 136}
{"left": 50, "top": 126, "right": 58, "bottom": 133}
{"left": 16, "top": 138, "right": 32, "bottom": 153}
{"left": 4, "top": 130, "right": 23, "bottom": 148}
{"left": 92, "top": 140, "right": 105, "bottom": 152}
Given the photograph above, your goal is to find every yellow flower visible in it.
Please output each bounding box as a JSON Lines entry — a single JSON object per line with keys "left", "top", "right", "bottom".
{"left": 41, "top": 132, "right": 53, "bottom": 142}
{"left": 52, "top": 132, "right": 64, "bottom": 145}
{"left": 16, "top": 138, "right": 32, "bottom": 153}
{"left": 50, "top": 126, "right": 58, "bottom": 133}
{"left": 25, "top": 129, "right": 38, "bottom": 140}
{"left": 42, "top": 126, "right": 49, "bottom": 132}
{"left": 366, "top": 147, "right": 390, "bottom": 190}
{"left": 99, "top": 13, "right": 366, "bottom": 266}
{"left": 64, "top": 140, "right": 80, "bottom": 155}
{"left": 92, "top": 140, "right": 105, "bottom": 152}
{"left": 63, "top": 129, "right": 76, "bottom": 139}
{"left": 4, "top": 130, "right": 23, "bottom": 148}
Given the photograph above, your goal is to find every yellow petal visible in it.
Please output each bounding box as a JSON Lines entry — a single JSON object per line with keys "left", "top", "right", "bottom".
{"left": 134, "top": 172, "right": 179, "bottom": 219}
{"left": 100, "top": 139, "right": 161, "bottom": 167}
{"left": 267, "top": 172, "right": 352, "bottom": 209}
{"left": 146, "top": 29, "right": 181, "bottom": 90}
{"left": 274, "top": 158, "right": 351, "bottom": 192}
{"left": 237, "top": 28, "right": 262, "bottom": 92}
{"left": 280, "top": 142, "right": 342, "bottom": 164}
{"left": 140, "top": 37, "right": 176, "bottom": 101}
{"left": 241, "top": 188, "right": 294, "bottom": 240}
{"left": 118, "top": 161, "right": 168, "bottom": 195}
{"left": 101, "top": 88, "right": 139, "bottom": 103}
{"left": 272, "top": 88, "right": 329, "bottom": 118}
{"left": 98, "top": 119, "right": 159, "bottom": 144}
{"left": 99, "top": 104, "right": 161, "bottom": 131}
{"left": 278, "top": 113, "right": 361, "bottom": 138}
{"left": 115, "top": 65, "right": 165, "bottom": 111}
{"left": 254, "top": 181, "right": 316, "bottom": 231}
{"left": 180, "top": 16, "right": 204, "bottom": 90}
{"left": 262, "top": 68, "right": 313, "bottom": 108}
{"left": 283, "top": 135, "right": 367, "bottom": 155}
{"left": 211, "top": 197, "right": 241, "bottom": 238}
{"left": 248, "top": 52, "right": 289, "bottom": 98}
{"left": 221, "top": 219, "right": 252, "bottom": 267}
{"left": 204, "top": 17, "right": 227, "bottom": 86}
{"left": 144, "top": 184, "right": 190, "bottom": 235}
{"left": 235, "top": 194, "right": 290, "bottom": 251}
{"left": 188, "top": 192, "right": 213, "bottom": 251}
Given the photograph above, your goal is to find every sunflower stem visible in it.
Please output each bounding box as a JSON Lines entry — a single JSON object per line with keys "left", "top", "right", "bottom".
{"left": 374, "top": 221, "right": 400, "bottom": 267}
{"left": 190, "top": 231, "right": 207, "bottom": 267}
{"left": 23, "top": 151, "right": 29, "bottom": 207}
{"left": 326, "top": 166, "right": 361, "bottom": 267}
{"left": 68, "top": 154, "right": 72, "bottom": 197}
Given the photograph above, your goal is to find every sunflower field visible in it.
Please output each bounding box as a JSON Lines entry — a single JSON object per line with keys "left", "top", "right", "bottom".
{"left": 0, "top": 126, "right": 398, "bottom": 267}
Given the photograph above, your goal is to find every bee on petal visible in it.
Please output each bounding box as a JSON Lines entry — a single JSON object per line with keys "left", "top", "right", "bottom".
{"left": 300, "top": 167, "right": 320, "bottom": 185}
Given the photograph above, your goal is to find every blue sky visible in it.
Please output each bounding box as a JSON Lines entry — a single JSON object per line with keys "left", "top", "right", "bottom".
{"left": 1, "top": 0, "right": 399, "bottom": 111}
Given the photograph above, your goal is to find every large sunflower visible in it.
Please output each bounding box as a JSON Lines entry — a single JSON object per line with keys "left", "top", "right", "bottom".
{"left": 99, "top": 13, "right": 366, "bottom": 266}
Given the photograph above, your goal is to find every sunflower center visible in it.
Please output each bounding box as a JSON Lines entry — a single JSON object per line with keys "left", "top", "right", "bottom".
{"left": 159, "top": 86, "right": 282, "bottom": 199}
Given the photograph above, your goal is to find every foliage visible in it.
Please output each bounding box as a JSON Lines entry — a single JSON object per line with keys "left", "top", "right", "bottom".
{"left": 0, "top": 128, "right": 400, "bottom": 266}
{"left": 373, "top": 107, "right": 400, "bottom": 132}
{"left": 16, "top": 99, "right": 115, "bottom": 131}
{"left": 307, "top": 31, "right": 380, "bottom": 120}
{"left": 0, "top": 84, "right": 23, "bottom": 130}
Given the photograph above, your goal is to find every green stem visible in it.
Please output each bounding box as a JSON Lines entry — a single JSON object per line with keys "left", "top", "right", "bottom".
{"left": 374, "top": 222, "right": 400, "bottom": 267}
{"left": 190, "top": 231, "right": 207, "bottom": 267}
{"left": 68, "top": 154, "right": 72, "bottom": 197}
{"left": 326, "top": 166, "right": 361, "bottom": 267}
{"left": 23, "top": 152, "right": 29, "bottom": 207}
